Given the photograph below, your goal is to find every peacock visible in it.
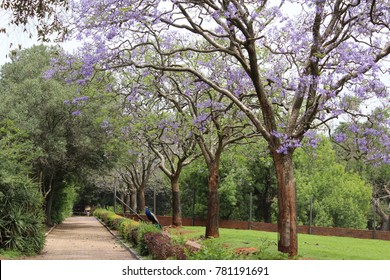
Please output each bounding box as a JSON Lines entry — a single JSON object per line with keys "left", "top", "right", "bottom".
{"left": 145, "top": 206, "right": 162, "bottom": 229}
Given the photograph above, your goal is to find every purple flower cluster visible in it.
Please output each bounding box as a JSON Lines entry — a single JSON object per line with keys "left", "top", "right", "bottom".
{"left": 158, "top": 118, "right": 179, "bottom": 130}
{"left": 271, "top": 130, "right": 302, "bottom": 154}
{"left": 72, "top": 96, "right": 88, "bottom": 104}
{"left": 333, "top": 133, "right": 347, "bottom": 143}
{"left": 193, "top": 113, "right": 209, "bottom": 132}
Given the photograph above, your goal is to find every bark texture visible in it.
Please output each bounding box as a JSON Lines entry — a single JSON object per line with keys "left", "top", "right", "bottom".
{"left": 273, "top": 151, "right": 298, "bottom": 256}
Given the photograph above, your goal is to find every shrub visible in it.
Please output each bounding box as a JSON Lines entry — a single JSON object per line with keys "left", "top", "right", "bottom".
{"left": 137, "top": 222, "right": 162, "bottom": 256}
{"left": 143, "top": 232, "right": 187, "bottom": 260}
{"left": 0, "top": 121, "right": 45, "bottom": 255}
{"left": 93, "top": 208, "right": 140, "bottom": 245}
{"left": 93, "top": 208, "right": 107, "bottom": 218}
{"left": 131, "top": 228, "right": 139, "bottom": 245}
{"left": 119, "top": 219, "right": 139, "bottom": 241}
{"left": 93, "top": 208, "right": 124, "bottom": 229}
{"left": 50, "top": 180, "right": 78, "bottom": 224}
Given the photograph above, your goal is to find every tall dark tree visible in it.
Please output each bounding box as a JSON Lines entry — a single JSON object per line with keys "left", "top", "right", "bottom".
{"left": 0, "top": 45, "right": 113, "bottom": 225}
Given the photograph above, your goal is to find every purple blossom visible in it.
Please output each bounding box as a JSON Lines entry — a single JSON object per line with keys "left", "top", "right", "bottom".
{"left": 100, "top": 120, "right": 112, "bottom": 129}
{"left": 333, "top": 133, "right": 347, "bottom": 143}
{"left": 62, "top": 0, "right": 390, "bottom": 165}
{"left": 357, "top": 138, "right": 369, "bottom": 152}
{"left": 349, "top": 124, "right": 360, "bottom": 133}
{"left": 158, "top": 119, "right": 180, "bottom": 130}
{"left": 193, "top": 113, "right": 209, "bottom": 125}
{"left": 43, "top": 68, "right": 56, "bottom": 80}
{"left": 72, "top": 96, "right": 89, "bottom": 103}
{"left": 304, "top": 131, "right": 321, "bottom": 148}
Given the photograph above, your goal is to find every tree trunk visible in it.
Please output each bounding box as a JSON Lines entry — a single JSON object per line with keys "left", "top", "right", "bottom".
{"left": 120, "top": 192, "right": 126, "bottom": 213}
{"left": 272, "top": 151, "right": 298, "bottom": 256}
{"left": 374, "top": 200, "right": 390, "bottom": 231}
{"left": 205, "top": 160, "right": 220, "bottom": 238}
{"left": 382, "top": 216, "right": 390, "bottom": 231}
{"left": 130, "top": 188, "right": 137, "bottom": 211}
{"left": 172, "top": 175, "right": 182, "bottom": 226}
{"left": 45, "top": 187, "right": 54, "bottom": 226}
{"left": 137, "top": 187, "right": 145, "bottom": 213}
{"left": 125, "top": 193, "right": 131, "bottom": 214}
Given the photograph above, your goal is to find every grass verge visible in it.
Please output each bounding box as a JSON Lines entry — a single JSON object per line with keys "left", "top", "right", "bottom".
{"left": 169, "top": 226, "right": 390, "bottom": 260}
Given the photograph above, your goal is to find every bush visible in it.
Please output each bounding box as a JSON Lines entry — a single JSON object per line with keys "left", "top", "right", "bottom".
{"left": 143, "top": 232, "right": 187, "bottom": 260}
{"left": 50, "top": 179, "right": 78, "bottom": 224}
{"left": 93, "top": 208, "right": 139, "bottom": 243}
{"left": 0, "top": 121, "right": 45, "bottom": 255}
{"left": 93, "top": 209, "right": 189, "bottom": 260}
{"left": 93, "top": 208, "right": 124, "bottom": 229}
{"left": 119, "top": 219, "right": 139, "bottom": 241}
{"left": 131, "top": 228, "right": 139, "bottom": 245}
{"left": 136, "top": 222, "right": 162, "bottom": 256}
{"left": 0, "top": 179, "right": 46, "bottom": 255}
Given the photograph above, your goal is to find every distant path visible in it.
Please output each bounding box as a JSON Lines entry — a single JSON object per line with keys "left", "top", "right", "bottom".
{"left": 29, "top": 216, "right": 137, "bottom": 260}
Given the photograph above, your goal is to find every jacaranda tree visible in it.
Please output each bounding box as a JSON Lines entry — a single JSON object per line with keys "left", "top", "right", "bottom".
{"left": 53, "top": 0, "right": 390, "bottom": 255}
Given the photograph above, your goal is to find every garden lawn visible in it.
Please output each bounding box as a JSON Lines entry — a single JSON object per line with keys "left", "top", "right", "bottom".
{"left": 170, "top": 226, "right": 390, "bottom": 260}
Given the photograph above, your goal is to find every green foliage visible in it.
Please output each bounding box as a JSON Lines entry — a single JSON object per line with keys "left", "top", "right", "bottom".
{"left": 119, "top": 219, "right": 140, "bottom": 240}
{"left": 0, "top": 249, "right": 25, "bottom": 259}
{"left": 93, "top": 208, "right": 124, "bottom": 228}
{"left": 293, "top": 138, "right": 372, "bottom": 229}
{"left": 180, "top": 159, "right": 209, "bottom": 219}
{"left": 243, "top": 239, "right": 289, "bottom": 260}
{"left": 136, "top": 222, "right": 162, "bottom": 256}
{"left": 0, "top": 120, "right": 45, "bottom": 254}
{"left": 180, "top": 142, "right": 276, "bottom": 222}
{"left": 0, "top": 45, "right": 118, "bottom": 225}
{"left": 93, "top": 208, "right": 139, "bottom": 242}
{"left": 187, "top": 238, "right": 236, "bottom": 260}
{"left": 50, "top": 178, "right": 79, "bottom": 224}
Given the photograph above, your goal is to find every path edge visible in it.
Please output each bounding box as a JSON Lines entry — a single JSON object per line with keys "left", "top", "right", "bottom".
{"left": 95, "top": 217, "right": 140, "bottom": 260}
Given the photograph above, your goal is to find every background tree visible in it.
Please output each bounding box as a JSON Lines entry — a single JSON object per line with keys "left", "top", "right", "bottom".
{"left": 148, "top": 109, "right": 199, "bottom": 226}
{"left": 0, "top": 45, "right": 115, "bottom": 225}
{"left": 332, "top": 113, "right": 390, "bottom": 230}
{"left": 115, "top": 72, "right": 200, "bottom": 225}
{"left": 155, "top": 71, "right": 258, "bottom": 237}
{"left": 293, "top": 137, "right": 372, "bottom": 229}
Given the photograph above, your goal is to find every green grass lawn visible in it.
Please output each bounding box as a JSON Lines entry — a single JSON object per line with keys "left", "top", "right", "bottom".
{"left": 170, "top": 226, "right": 390, "bottom": 260}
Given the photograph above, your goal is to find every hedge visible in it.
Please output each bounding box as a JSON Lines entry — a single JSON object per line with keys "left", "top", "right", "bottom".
{"left": 93, "top": 208, "right": 189, "bottom": 260}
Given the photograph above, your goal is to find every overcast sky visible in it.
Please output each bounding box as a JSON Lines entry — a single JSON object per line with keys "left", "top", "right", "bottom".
{"left": 0, "top": 8, "right": 79, "bottom": 67}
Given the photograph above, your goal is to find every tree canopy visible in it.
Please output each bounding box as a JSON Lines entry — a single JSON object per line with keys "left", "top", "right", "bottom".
{"left": 0, "top": 45, "right": 116, "bottom": 226}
